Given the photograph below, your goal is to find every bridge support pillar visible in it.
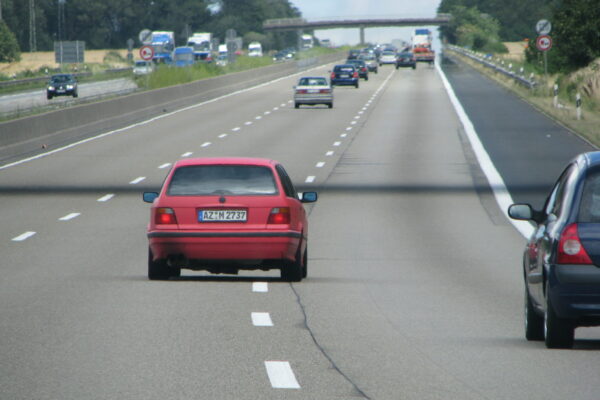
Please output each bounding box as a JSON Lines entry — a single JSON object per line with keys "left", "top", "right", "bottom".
{"left": 297, "top": 29, "right": 303, "bottom": 50}
{"left": 359, "top": 26, "right": 365, "bottom": 45}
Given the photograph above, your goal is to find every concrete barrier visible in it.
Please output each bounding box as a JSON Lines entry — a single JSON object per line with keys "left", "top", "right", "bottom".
{"left": 0, "top": 52, "right": 343, "bottom": 163}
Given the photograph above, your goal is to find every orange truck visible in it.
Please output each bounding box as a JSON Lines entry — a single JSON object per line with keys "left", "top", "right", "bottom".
{"left": 413, "top": 46, "right": 435, "bottom": 64}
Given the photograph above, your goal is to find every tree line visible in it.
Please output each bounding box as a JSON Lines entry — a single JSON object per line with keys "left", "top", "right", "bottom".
{"left": 438, "top": 0, "right": 600, "bottom": 73}
{"left": 0, "top": 0, "right": 302, "bottom": 61}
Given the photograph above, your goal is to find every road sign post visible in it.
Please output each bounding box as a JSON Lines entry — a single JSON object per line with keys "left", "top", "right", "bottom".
{"left": 536, "top": 35, "right": 552, "bottom": 83}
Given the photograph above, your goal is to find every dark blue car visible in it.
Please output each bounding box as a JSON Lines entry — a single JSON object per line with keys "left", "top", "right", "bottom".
{"left": 509, "top": 151, "right": 600, "bottom": 348}
{"left": 330, "top": 64, "right": 359, "bottom": 88}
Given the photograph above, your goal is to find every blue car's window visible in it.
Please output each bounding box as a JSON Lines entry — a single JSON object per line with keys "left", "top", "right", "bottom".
{"left": 167, "top": 165, "right": 278, "bottom": 196}
{"left": 579, "top": 171, "right": 600, "bottom": 222}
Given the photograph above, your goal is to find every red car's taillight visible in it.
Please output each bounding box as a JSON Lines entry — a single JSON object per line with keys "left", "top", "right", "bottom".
{"left": 330, "top": 72, "right": 336, "bottom": 79}
{"left": 557, "top": 223, "right": 592, "bottom": 264}
{"left": 155, "top": 207, "right": 177, "bottom": 225}
{"left": 296, "top": 89, "right": 308, "bottom": 94}
{"left": 319, "top": 89, "right": 331, "bottom": 94}
{"left": 267, "top": 207, "right": 290, "bottom": 224}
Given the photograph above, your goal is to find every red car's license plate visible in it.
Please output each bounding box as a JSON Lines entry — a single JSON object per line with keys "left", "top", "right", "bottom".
{"left": 199, "top": 210, "right": 247, "bottom": 222}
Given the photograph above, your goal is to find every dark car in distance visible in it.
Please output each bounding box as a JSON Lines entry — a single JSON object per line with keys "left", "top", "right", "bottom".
{"left": 347, "top": 49, "right": 361, "bottom": 60}
{"left": 508, "top": 152, "right": 600, "bottom": 348}
{"left": 46, "top": 74, "right": 78, "bottom": 99}
{"left": 396, "top": 52, "right": 416, "bottom": 69}
{"left": 345, "top": 59, "right": 369, "bottom": 80}
{"left": 330, "top": 64, "right": 359, "bottom": 88}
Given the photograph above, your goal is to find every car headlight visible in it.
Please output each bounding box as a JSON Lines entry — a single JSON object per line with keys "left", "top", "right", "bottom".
{"left": 66, "top": 85, "right": 73, "bottom": 89}
{"left": 48, "top": 86, "right": 55, "bottom": 90}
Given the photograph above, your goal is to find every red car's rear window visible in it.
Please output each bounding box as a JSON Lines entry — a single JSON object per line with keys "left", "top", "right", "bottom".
{"left": 167, "top": 165, "right": 278, "bottom": 196}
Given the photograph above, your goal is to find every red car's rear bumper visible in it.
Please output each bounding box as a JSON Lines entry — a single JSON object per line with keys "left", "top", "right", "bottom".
{"left": 148, "top": 230, "right": 301, "bottom": 261}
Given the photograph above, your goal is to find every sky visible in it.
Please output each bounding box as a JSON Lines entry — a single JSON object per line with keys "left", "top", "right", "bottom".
{"left": 289, "top": 0, "right": 443, "bottom": 46}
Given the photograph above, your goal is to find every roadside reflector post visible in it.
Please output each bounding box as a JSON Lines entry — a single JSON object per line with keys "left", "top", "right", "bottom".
{"left": 576, "top": 93, "right": 582, "bottom": 120}
{"left": 553, "top": 84, "right": 559, "bottom": 108}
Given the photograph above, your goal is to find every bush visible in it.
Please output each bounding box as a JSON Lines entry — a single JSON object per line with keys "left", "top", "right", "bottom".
{"left": 0, "top": 21, "right": 21, "bottom": 63}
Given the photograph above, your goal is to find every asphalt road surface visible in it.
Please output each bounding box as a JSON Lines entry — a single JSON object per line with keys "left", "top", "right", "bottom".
{"left": 0, "top": 78, "right": 137, "bottom": 116}
{"left": 1, "top": 58, "right": 599, "bottom": 400}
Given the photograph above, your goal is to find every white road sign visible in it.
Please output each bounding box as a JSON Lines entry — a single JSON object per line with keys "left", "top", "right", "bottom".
{"left": 536, "top": 19, "right": 552, "bottom": 35}
{"left": 139, "top": 45, "right": 154, "bottom": 60}
{"left": 536, "top": 35, "right": 552, "bottom": 52}
{"left": 139, "top": 29, "right": 152, "bottom": 45}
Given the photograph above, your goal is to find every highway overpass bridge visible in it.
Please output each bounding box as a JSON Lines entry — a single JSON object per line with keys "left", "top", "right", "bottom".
{"left": 263, "top": 14, "right": 451, "bottom": 44}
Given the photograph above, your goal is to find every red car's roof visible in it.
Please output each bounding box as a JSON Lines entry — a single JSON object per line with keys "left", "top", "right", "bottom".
{"left": 173, "top": 157, "right": 278, "bottom": 168}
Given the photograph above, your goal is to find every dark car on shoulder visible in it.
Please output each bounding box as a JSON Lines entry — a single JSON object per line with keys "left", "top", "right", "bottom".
{"left": 330, "top": 64, "right": 359, "bottom": 88}
{"left": 47, "top": 73, "right": 78, "bottom": 100}
{"left": 508, "top": 151, "right": 600, "bottom": 348}
{"left": 345, "top": 59, "right": 369, "bottom": 80}
{"left": 396, "top": 51, "right": 416, "bottom": 69}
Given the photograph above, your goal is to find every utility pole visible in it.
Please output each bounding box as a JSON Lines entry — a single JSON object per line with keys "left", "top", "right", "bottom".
{"left": 58, "top": 0, "right": 66, "bottom": 42}
{"left": 29, "top": 0, "right": 37, "bottom": 52}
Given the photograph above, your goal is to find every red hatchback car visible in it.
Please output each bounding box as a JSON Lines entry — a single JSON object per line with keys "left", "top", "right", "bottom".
{"left": 143, "top": 158, "right": 317, "bottom": 281}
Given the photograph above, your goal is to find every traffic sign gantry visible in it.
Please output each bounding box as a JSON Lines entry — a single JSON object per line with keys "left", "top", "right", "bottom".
{"left": 139, "top": 45, "right": 154, "bottom": 60}
{"left": 536, "top": 35, "right": 552, "bottom": 52}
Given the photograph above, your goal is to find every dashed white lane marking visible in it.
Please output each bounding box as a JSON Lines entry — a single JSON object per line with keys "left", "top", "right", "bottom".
{"left": 245, "top": 121, "right": 253, "bottom": 125}
{"left": 130, "top": 177, "right": 146, "bottom": 184}
{"left": 362, "top": 107, "right": 367, "bottom": 111}
{"left": 326, "top": 151, "right": 334, "bottom": 156}
{"left": 345, "top": 127, "right": 352, "bottom": 131}
{"left": 305, "top": 176, "right": 316, "bottom": 183}
{"left": 252, "top": 312, "right": 273, "bottom": 327}
{"left": 252, "top": 282, "right": 268, "bottom": 292}
{"left": 273, "top": 107, "right": 279, "bottom": 111}
{"left": 232, "top": 127, "right": 241, "bottom": 132}
{"left": 12, "top": 232, "right": 36, "bottom": 242}
{"left": 0, "top": 62, "right": 335, "bottom": 172}
{"left": 97, "top": 194, "right": 114, "bottom": 202}
{"left": 181, "top": 152, "right": 193, "bottom": 157}
{"left": 316, "top": 162, "right": 325, "bottom": 168}
{"left": 350, "top": 121, "right": 357, "bottom": 125}
{"left": 280, "top": 103, "right": 286, "bottom": 107}
{"left": 265, "top": 361, "right": 301, "bottom": 389}
{"left": 219, "top": 134, "right": 227, "bottom": 139}
{"left": 59, "top": 213, "right": 80, "bottom": 221}
{"left": 358, "top": 110, "right": 364, "bottom": 114}
{"left": 340, "top": 133, "right": 347, "bottom": 138}
{"left": 201, "top": 142, "right": 211, "bottom": 147}
{"left": 287, "top": 100, "right": 292, "bottom": 103}
{"left": 354, "top": 115, "right": 360, "bottom": 119}
{"left": 264, "top": 111, "right": 271, "bottom": 115}
{"left": 158, "top": 163, "right": 171, "bottom": 169}
{"left": 256, "top": 116, "right": 262, "bottom": 120}
{"left": 333, "top": 141, "right": 341, "bottom": 147}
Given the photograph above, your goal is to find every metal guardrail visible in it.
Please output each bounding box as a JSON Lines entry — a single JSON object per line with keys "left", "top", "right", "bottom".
{"left": 447, "top": 45, "right": 536, "bottom": 89}
{"left": 0, "top": 67, "right": 132, "bottom": 89}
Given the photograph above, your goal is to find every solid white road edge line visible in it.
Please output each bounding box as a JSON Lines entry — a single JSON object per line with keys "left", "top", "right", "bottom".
{"left": 12, "top": 231, "right": 36, "bottom": 242}
{"left": 435, "top": 62, "right": 534, "bottom": 239}
{"left": 251, "top": 312, "right": 273, "bottom": 327}
{"left": 97, "top": 194, "right": 114, "bottom": 202}
{"left": 59, "top": 213, "right": 80, "bottom": 221}
{"left": 264, "top": 361, "right": 301, "bottom": 389}
{"left": 252, "top": 282, "right": 268, "bottom": 292}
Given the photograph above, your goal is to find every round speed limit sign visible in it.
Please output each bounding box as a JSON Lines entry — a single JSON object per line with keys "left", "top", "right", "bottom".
{"left": 139, "top": 45, "right": 154, "bottom": 61}
{"left": 536, "top": 35, "right": 552, "bottom": 52}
